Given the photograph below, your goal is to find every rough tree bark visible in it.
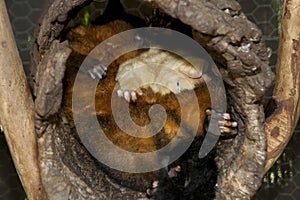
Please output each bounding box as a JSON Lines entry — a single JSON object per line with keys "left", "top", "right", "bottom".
{"left": 31, "top": 0, "right": 273, "bottom": 199}
{"left": 152, "top": 0, "right": 274, "bottom": 198}
{"left": 0, "top": 0, "right": 298, "bottom": 199}
{"left": 0, "top": 0, "right": 46, "bottom": 199}
{"left": 265, "top": 0, "right": 300, "bottom": 172}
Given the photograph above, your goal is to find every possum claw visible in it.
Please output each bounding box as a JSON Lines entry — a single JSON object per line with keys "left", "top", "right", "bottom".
{"left": 131, "top": 91, "right": 137, "bottom": 101}
{"left": 124, "top": 91, "right": 130, "bottom": 102}
{"left": 81, "top": 56, "right": 107, "bottom": 80}
{"left": 168, "top": 165, "right": 181, "bottom": 178}
{"left": 146, "top": 180, "right": 159, "bottom": 198}
{"left": 117, "top": 89, "right": 142, "bottom": 102}
{"left": 205, "top": 108, "right": 238, "bottom": 137}
{"left": 117, "top": 90, "right": 123, "bottom": 97}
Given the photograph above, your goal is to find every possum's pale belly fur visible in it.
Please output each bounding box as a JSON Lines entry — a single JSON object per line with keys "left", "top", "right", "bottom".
{"left": 115, "top": 48, "right": 205, "bottom": 100}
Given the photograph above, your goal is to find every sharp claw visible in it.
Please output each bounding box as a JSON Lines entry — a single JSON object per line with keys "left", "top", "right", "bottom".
{"left": 100, "top": 63, "right": 107, "bottom": 71}
{"left": 168, "top": 165, "right": 181, "bottom": 178}
{"left": 117, "top": 90, "right": 139, "bottom": 102}
{"left": 95, "top": 72, "right": 102, "bottom": 79}
{"left": 93, "top": 64, "right": 107, "bottom": 79}
{"left": 124, "top": 91, "right": 130, "bottom": 102}
{"left": 95, "top": 64, "right": 106, "bottom": 75}
{"left": 223, "top": 113, "right": 230, "bottom": 120}
{"left": 220, "top": 126, "right": 236, "bottom": 134}
{"left": 146, "top": 189, "right": 152, "bottom": 197}
{"left": 117, "top": 90, "right": 123, "bottom": 97}
{"left": 146, "top": 180, "right": 159, "bottom": 198}
{"left": 205, "top": 108, "right": 212, "bottom": 115}
{"left": 219, "top": 126, "right": 224, "bottom": 132}
{"left": 218, "top": 121, "right": 225, "bottom": 126}
{"left": 137, "top": 90, "right": 143, "bottom": 96}
{"left": 232, "top": 121, "right": 238, "bottom": 127}
{"left": 184, "top": 177, "right": 191, "bottom": 188}
{"left": 131, "top": 91, "right": 137, "bottom": 101}
{"left": 83, "top": 55, "right": 107, "bottom": 80}
{"left": 205, "top": 108, "right": 238, "bottom": 137}
{"left": 152, "top": 181, "right": 159, "bottom": 188}
{"left": 218, "top": 120, "right": 237, "bottom": 128}
{"left": 88, "top": 70, "right": 96, "bottom": 79}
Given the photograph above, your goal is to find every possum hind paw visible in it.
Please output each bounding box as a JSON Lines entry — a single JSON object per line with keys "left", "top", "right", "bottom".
{"left": 205, "top": 108, "right": 238, "bottom": 137}
{"left": 146, "top": 165, "right": 186, "bottom": 199}
{"left": 80, "top": 56, "right": 107, "bottom": 80}
{"left": 146, "top": 180, "right": 159, "bottom": 198}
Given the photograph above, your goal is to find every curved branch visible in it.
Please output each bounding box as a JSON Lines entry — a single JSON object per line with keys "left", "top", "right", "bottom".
{"left": 30, "top": 0, "right": 280, "bottom": 198}
{"left": 265, "top": 0, "right": 300, "bottom": 172}
{"left": 0, "top": 0, "right": 47, "bottom": 199}
{"left": 153, "top": 0, "right": 274, "bottom": 198}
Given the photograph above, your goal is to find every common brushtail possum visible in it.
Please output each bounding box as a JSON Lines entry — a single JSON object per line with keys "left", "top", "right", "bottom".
{"left": 64, "top": 19, "right": 237, "bottom": 199}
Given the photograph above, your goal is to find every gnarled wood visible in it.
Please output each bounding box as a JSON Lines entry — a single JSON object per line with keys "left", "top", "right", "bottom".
{"left": 28, "top": 0, "right": 286, "bottom": 199}
{"left": 0, "top": 0, "right": 46, "bottom": 199}
{"left": 153, "top": 0, "right": 274, "bottom": 199}
{"left": 265, "top": 0, "right": 300, "bottom": 172}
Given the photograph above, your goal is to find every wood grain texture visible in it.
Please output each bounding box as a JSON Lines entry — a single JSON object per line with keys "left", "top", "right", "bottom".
{"left": 0, "top": 0, "right": 46, "bottom": 199}
{"left": 265, "top": 0, "right": 300, "bottom": 172}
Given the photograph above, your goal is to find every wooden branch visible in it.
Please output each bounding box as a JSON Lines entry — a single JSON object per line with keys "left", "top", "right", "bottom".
{"left": 34, "top": 40, "right": 71, "bottom": 135}
{"left": 152, "top": 0, "right": 274, "bottom": 198}
{"left": 0, "top": 0, "right": 47, "bottom": 199}
{"left": 265, "top": 0, "right": 300, "bottom": 172}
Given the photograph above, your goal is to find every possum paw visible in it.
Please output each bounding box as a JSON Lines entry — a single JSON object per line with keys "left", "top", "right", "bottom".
{"left": 146, "top": 165, "right": 184, "bottom": 199}
{"left": 146, "top": 180, "right": 159, "bottom": 198}
{"left": 80, "top": 55, "right": 107, "bottom": 80}
{"left": 205, "top": 108, "right": 238, "bottom": 137}
{"left": 116, "top": 89, "right": 143, "bottom": 102}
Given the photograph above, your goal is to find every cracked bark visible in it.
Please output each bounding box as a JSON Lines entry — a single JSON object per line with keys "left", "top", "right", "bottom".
{"left": 2, "top": 0, "right": 297, "bottom": 199}
{"left": 153, "top": 0, "right": 274, "bottom": 198}
{"left": 32, "top": 0, "right": 275, "bottom": 199}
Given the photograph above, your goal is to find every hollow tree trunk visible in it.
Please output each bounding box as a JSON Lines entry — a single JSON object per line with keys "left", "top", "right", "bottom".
{"left": 0, "top": 0, "right": 298, "bottom": 199}
{"left": 32, "top": 0, "right": 273, "bottom": 199}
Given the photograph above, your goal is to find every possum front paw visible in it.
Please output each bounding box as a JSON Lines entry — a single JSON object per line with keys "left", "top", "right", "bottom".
{"left": 116, "top": 89, "right": 143, "bottom": 102}
{"left": 205, "top": 108, "right": 238, "bottom": 137}
{"left": 80, "top": 55, "right": 107, "bottom": 80}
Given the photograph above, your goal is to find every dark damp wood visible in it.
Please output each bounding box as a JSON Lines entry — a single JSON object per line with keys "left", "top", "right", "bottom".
{"left": 29, "top": 0, "right": 90, "bottom": 90}
{"left": 34, "top": 40, "right": 71, "bottom": 136}
{"left": 31, "top": 0, "right": 146, "bottom": 199}
{"left": 34, "top": 40, "right": 71, "bottom": 119}
{"left": 36, "top": 0, "right": 89, "bottom": 53}
{"left": 38, "top": 113, "right": 147, "bottom": 199}
{"left": 29, "top": 0, "right": 277, "bottom": 199}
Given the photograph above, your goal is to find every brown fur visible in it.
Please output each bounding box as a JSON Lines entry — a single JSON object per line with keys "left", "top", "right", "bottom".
{"left": 64, "top": 20, "right": 211, "bottom": 191}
